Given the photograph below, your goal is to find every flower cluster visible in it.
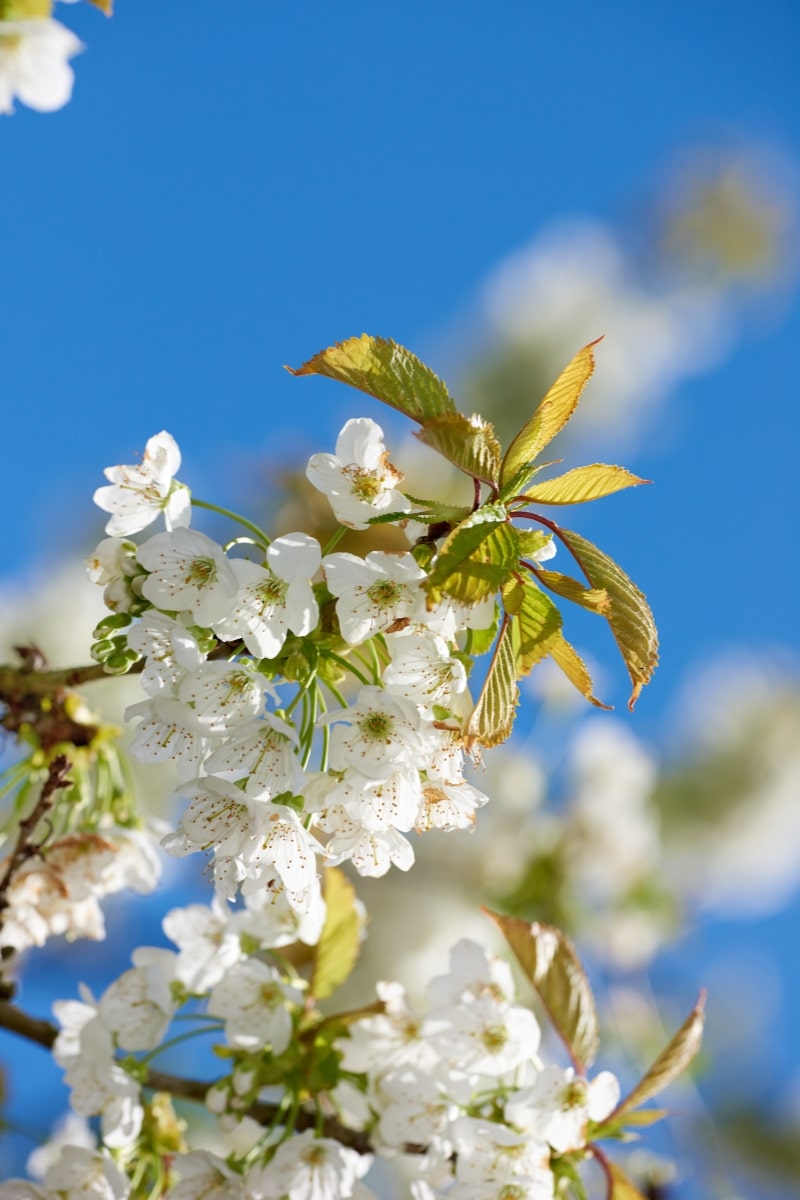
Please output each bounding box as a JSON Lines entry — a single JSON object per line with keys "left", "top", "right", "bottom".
{"left": 84, "top": 422, "right": 543, "bottom": 919}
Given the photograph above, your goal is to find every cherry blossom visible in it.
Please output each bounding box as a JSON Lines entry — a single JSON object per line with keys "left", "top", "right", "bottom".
{"left": 0, "top": 18, "right": 83, "bottom": 116}
{"left": 306, "top": 417, "right": 410, "bottom": 529}
{"left": 94, "top": 431, "right": 190, "bottom": 537}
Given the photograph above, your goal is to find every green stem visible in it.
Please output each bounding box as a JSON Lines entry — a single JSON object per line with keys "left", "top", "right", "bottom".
{"left": 321, "top": 525, "right": 347, "bottom": 555}
{"left": 192, "top": 498, "right": 271, "bottom": 548}
{"left": 138, "top": 1023, "right": 224, "bottom": 1064}
{"left": 285, "top": 666, "right": 319, "bottom": 718}
{"left": 325, "top": 652, "right": 370, "bottom": 687}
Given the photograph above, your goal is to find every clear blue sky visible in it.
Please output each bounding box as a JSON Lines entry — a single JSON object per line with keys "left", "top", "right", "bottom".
{"left": 2, "top": 1, "right": 799, "bottom": 1189}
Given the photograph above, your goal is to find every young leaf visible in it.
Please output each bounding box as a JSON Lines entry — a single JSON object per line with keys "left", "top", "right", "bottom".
{"left": 88, "top": 0, "right": 113, "bottom": 11}
{"left": 416, "top": 411, "right": 502, "bottom": 483}
{"left": 532, "top": 568, "right": 611, "bottom": 614}
{"left": 612, "top": 992, "right": 706, "bottom": 1118}
{"left": 486, "top": 912, "right": 600, "bottom": 1071}
{"left": 287, "top": 334, "right": 457, "bottom": 424}
{"left": 500, "top": 339, "right": 601, "bottom": 486}
{"left": 523, "top": 464, "right": 649, "bottom": 506}
{"left": 549, "top": 633, "right": 612, "bottom": 710}
{"left": 502, "top": 577, "right": 563, "bottom": 676}
{"left": 602, "top": 1161, "right": 649, "bottom": 1200}
{"left": 557, "top": 528, "right": 658, "bottom": 709}
{"left": 465, "top": 618, "right": 518, "bottom": 750}
{"left": 425, "top": 507, "right": 519, "bottom": 606}
{"left": 310, "top": 867, "right": 364, "bottom": 1002}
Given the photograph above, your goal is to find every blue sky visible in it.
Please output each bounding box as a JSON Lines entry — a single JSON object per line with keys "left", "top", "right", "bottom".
{"left": 2, "top": 0, "right": 799, "bottom": 1190}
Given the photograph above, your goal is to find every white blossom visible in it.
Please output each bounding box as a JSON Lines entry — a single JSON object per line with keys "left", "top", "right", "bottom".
{"left": 208, "top": 957, "right": 302, "bottom": 1052}
{"left": 125, "top": 696, "right": 212, "bottom": 779}
{"left": 204, "top": 713, "right": 302, "bottom": 799}
{"left": 323, "top": 550, "right": 425, "bottom": 643}
{"left": 325, "top": 686, "right": 437, "bottom": 778}
{"left": 170, "top": 1151, "right": 245, "bottom": 1200}
{"left": 0, "top": 18, "right": 83, "bottom": 116}
{"left": 505, "top": 1064, "right": 620, "bottom": 1153}
{"left": 98, "top": 947, "right": 177, "bottom": 1052}
{"left": 306, "top": 417, "right": 410, "bottom": 529}
{"left": 137, "top": 528, "right": 238, "bottom": 626}
{"left": 178, "top": 661, "right": 272, "bottom": 733}
{"left": 246, "top": 1130, "right": 371, "bottom": 1200}
{"left": 163, "top": 898, "right": 244, "bottom": 993}
{"left": 212, "top": 534, "right": 320, "bottom": 658}
{"left": 127, "top": 610, "right": 205, "bottom": 695}
{"left": 94, "top": 431, "right": 190, "bottom": 537}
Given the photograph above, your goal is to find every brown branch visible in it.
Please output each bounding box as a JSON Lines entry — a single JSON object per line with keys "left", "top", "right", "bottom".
{"left": 0, "top": 1000, "right": 373, "bottom": 1155}
{"left": 0, "top": 755, "right": 71, "bottom": 914}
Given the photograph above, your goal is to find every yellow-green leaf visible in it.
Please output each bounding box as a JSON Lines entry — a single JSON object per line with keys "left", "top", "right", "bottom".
{"left": 88, "top": 0, "right": 113, "bottom": 12}
{"left": 425, "top": 507, "right": 518, "bottom": 607}
{"left": 487, "top": 912, "right": 600, "bottom": 1070}
{"left": 0, "top": 0, "right": 51, "bottom": 16}
{"left": 603, "top": 1162, "right": 649, "bottom": 1200}
{"left": 310, "top": 867, "right": 364, "bottom": 1001}
{"left": 287, "top": 334, "right": 456, "bottom": 424}
{"left": 558, "top": 528, "right": 658, "bottom": 709}
{"left": 549, "top": 632, "right": 612, "bottom": 710}
{"left": 533, "top": 568, "right": 610, "bottom": 614}
{"left": 500, "top": 339, "right": 601, "bottom": 486}
{"left": 523, "top": 464, "right": 649, "bottom": 506}
{"left": 465, "top": 618, "right": 518, "bottom": 750}
{"left": 502, "top": 577, "right": 563, "bottom": 676}
{"left": 613, "top": 993, "right": 706, "bottom": 1118}
{"left": 416, "top": 411, "right": 502, "bottom": 483}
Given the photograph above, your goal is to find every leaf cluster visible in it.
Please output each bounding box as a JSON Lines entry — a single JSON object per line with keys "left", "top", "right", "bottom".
{"left": 289, "top": 334, "right": 659, "bottom": 744}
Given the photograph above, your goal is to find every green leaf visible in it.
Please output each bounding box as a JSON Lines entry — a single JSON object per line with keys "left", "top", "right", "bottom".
{"left": 310, "top": 867, "right": 364, "bottom": 1001}
{"left": 549, "top": 632, "right": 612, "bottom": 710}
{"left": 500, "top": 339, "right": 601, "bottom": 485}
{"left": 486, "top": 912, "right": 600, "bottom": 1070}
{"left": 557, "top": 528, "right": 658, "bottom": 710}
{"left": 425, "top": 506, "right": 519, "bottom": 606}
{"left": 502, "top": 577, "right": 563, "bottom": 676}
{"left": 613, "top": 992, "right": 706, "bottom": 1118}
{"left": 516, "top": 529, "right": 554, "bottom": 560}
{"left": 533, "top": 568, "right": 611, "bottom": 614}
{"left": 288, "top": 335, "right": 502, "bottom": 482}
{"left": 464, "top": 603, "right": 501, "bottom": 657}
{"left": 465, "top": 618, "right": 518, "bottom": 750}
{"left": 287, "top": 334, "right": 457, "bottom": 423}
{"left": 416, "top": 411, "right": 502, "bottom": 483}
{"left": 603, "top": 1162, "right": 649, "bottom": 1200}
{"left": 523, "top": 464, "right": 649, "bottom": 505}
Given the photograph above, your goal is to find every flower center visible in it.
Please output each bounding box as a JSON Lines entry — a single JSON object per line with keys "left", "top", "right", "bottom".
{"left": 481, "top": 1024, "right": 508, "bottom": 1053}
{"left": 185, "top": 556, "right": 218, "bottom": 587}
{"left": 358, "top": 711, "right": 395, "bottom": 742}
{"left": 562, "top": 1079, "right": 588, "bottom": 1110}
{"left": 367, "top": 579, "right": 404, "bottom": 609}
{"left": 256, "top": 575, "right": 287, "bottom": 609}
{"left": 344, "top": 465, "right": 385, "bottom": 502}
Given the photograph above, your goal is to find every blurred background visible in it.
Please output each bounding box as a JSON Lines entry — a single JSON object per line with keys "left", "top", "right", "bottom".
{"left": 1, "top": 2, "right": 799, "bottom": 1195}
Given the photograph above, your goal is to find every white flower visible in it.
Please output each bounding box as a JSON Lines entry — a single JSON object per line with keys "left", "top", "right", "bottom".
{"left": 26, "top": 1113, "right": 95, "bottom": 1182}
{"left": 505, "top": 1064, "right": 620, "bottom": 1153}
{"left": 164, "top": 777, "right": 252, "bottom": 860}
{"left": 94, "top": 431, "right": 190, "bottom": 537}
{"left": 204, "top": 713, "right": 301, "bottom": 799}
{"left": 85, "top": 538, "right": 141, "bottom": 612}
{"left": 98, "top": 947, "right": 177, "bottom": 1052}
{"left": 43, "top": 1147, "right": 130, "bottom": 1200}
{"left": 426, "top": 940, "right": 516, "bottom": 1009}
{"left": 338, "top": 981, "right": 434, "bottom": 1075}
{"left": 170, "top": 1151, "right": 245, "bottom": 1200}
{"left": 423, "top": 996, "right": 541, "bottom": 1078}
{"left": 324, "top": 767, "right": 423, "bottom": 832}
{"left": 212, "top": 534, "right": 320, "bottom": 658}
{"left": 323, "top": 551, "right": 425, "bottom": 643}
{"left": 451, "top": 1118, "right": 552, "bottom": 1193}
{"left": 240, "top": 802, "right": 323, "bottom": 895}
{"left": 127, "top": 610, "right": 205, "bottom": 695}
{"left": 246, "top": 1130, "right": 371, "bottom": 1200}
{"left": 320, "top": 806, "right": 415, "bottom": 877}
{"left": 125, "top": 696, "right": 212, "bottom": 779}
{"left": 137, "top": 529, "right": 238, "bottom": 626}
{"left": 325, "top": 686, "right": 437, "bottom": 778}
{"left": 0, "top": 19, "right": 83, "bottom": 116}
{"left": 178, "top": 661, "right": 272, "bottom": 732}
{"left": 307, "top": 417, "right": 411, "bottom": 529}
{"left": 163, "top": 898, "right": 243, "bottom": 993}
{"left": 238, "top": 874, "right": 326, "bottom": 945}
{"left": 383, "top": 629, "right": 468, "bottom": 716}
{"left": 417, "top": 778, "right": 488, "bottom": 832}
{"left": 208, "top": 958, "right": 301, "bottom": 1052}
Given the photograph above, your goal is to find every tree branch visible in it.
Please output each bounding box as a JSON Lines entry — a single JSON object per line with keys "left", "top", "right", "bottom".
{"left": 0, "top": 1001, "right": 373, "bottom": 1155}
{"left": 0, "top": 755, "right": 71, "bottom": 914}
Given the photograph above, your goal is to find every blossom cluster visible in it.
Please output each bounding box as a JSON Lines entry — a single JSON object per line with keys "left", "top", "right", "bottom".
{"left": 84, "top": 424, "right": 551, "bottom": 921}
{"left": 2, "top": 902, "right": 619, "bottom": 1199}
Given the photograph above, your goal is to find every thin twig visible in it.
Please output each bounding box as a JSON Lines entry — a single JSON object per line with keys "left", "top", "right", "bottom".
{"left": 0, "top": 755, "right": 71, "bottom": 914}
